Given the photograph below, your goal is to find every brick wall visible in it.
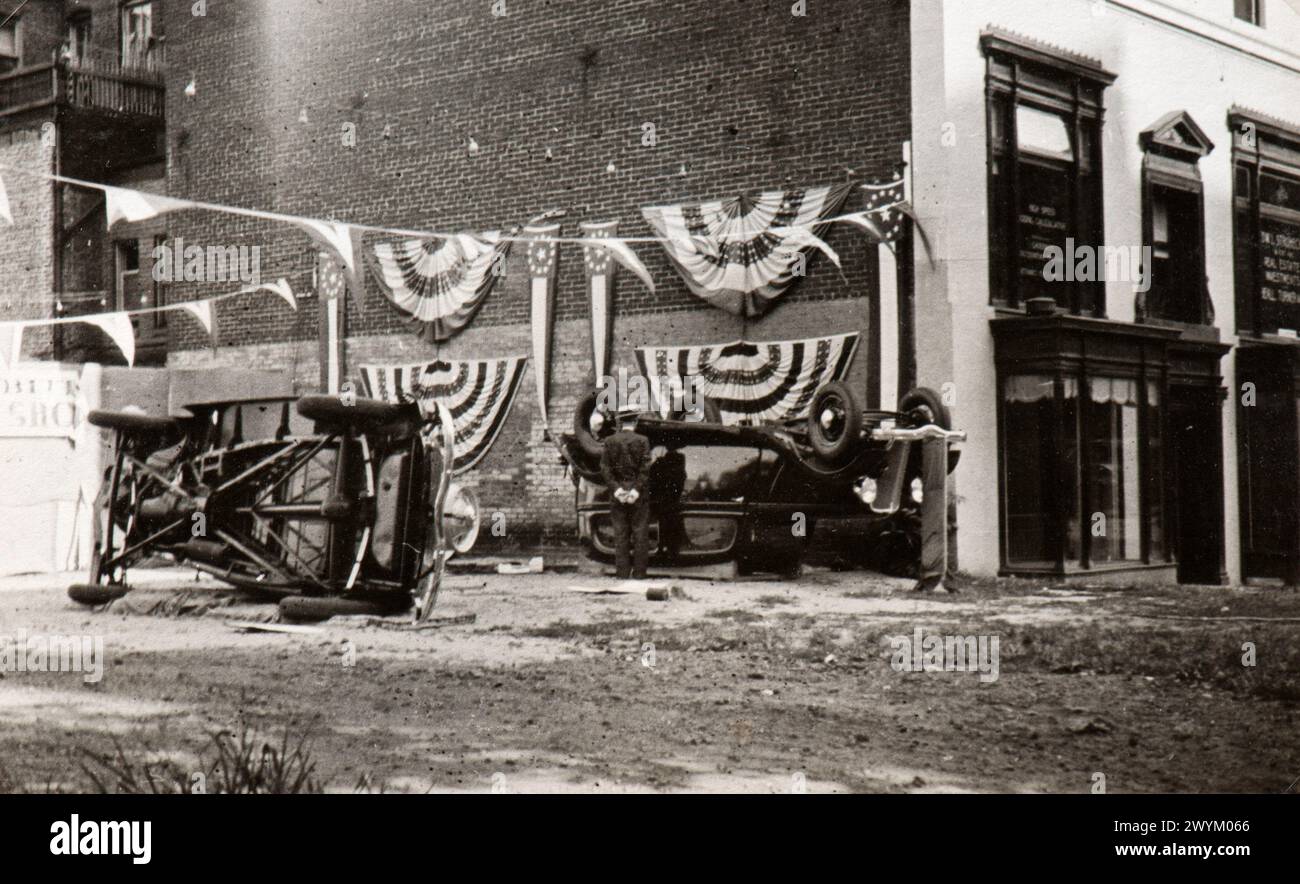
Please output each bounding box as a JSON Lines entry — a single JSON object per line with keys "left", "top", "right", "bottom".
{"left": 160, "top": 0, "right": 911, "bottom": 545}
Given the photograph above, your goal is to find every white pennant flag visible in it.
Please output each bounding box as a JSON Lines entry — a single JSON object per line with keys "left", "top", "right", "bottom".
{"left": 293, "top": 219, "right": 356, "bottom": 276}
{"left": 103, "top": 186, "right": 193, "bottom": 227}
{"left": 180, "top": 299, "right": 213, "bottom": 335}
{"left": 772, "top": 225, "right": 841, "bottom": 269}
{"left": 254, "top": 278, "right": 297, "bottom": 311}
{"left": 578, "top": 237, "right": 655, "bottom": 293}
{"left": 0, "top": 322, "right": 24, "bottom": 368}
{"left": 0, "top": 172, "right": 12, "bottom": 226}
{"left": 85, "top": 312, "right": 136, "bottom": 367}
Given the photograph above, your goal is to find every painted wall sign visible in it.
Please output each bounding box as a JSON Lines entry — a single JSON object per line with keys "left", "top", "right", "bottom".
{"left": 0, "top": 365, "right": 82, "bottom": 439}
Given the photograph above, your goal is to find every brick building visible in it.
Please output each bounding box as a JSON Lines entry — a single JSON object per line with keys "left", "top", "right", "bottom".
{"left": 151, "top": 0, "right": 913, "bottom": 547}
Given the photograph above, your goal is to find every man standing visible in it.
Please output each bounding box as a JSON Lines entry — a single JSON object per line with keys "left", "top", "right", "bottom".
{"left": 601, "top": 409, "right": 651, "bottom": 579}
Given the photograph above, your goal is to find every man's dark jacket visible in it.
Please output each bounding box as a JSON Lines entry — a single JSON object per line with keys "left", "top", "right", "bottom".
{"left": 601, "top": 429, "right": 650, "bottom": 494}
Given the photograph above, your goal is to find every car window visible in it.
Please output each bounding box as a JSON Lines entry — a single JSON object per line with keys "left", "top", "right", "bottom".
{"left": 681, "top": 445, "right": 765, "bottom": 502}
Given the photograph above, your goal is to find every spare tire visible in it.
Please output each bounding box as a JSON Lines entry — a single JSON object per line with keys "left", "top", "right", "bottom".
{"left": 279, "top": 594, "right": 407, "bottom": 622}
{"left": 572, "top": 391, "right": 606, "bottom": 459}
{"left": 899, "top": 387, "right": 951, "bottom": 431}
{"left": 807, "top": 381, "right": 862, "bottom": 466}
{"left": 68, "top": 583, "right": 130, "bottom": 606}
{"left": 87, "top": 410, "right": 176, "bottom": 434}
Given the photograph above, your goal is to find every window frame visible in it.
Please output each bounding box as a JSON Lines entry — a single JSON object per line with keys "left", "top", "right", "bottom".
{"left": 1234, "top": 0, "right": 1264, "bottom": 27}
{"left": 982, "top": 32, "right": 1116, "bottom": 316}
{"left": 1230, "top": 110, "right": 1300, "bottom": 338}
{"left": 120, "top": 0, "right": 157, "bottom": 70}
{"left": 0, "top": 17, "right": 23, "bottom": 74}
{"left": 1138, "top": 112, "right": 1215, "bottom": 326}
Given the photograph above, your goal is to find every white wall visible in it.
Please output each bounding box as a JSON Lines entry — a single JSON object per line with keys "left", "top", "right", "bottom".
{"left": 910, "top": 0, "right": 1300, "bottom": 579}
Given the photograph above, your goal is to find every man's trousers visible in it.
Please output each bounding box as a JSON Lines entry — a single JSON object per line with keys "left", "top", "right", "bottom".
{"left": 610, "top": 497, "right": 650, "bottom": 579}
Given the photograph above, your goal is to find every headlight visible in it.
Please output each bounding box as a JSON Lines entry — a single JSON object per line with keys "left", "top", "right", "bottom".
{"left": 855, "top": 476, "right": 877, "bottom": 506}
{"left": 910, "top": 477, "right": 924, "bottom": 504}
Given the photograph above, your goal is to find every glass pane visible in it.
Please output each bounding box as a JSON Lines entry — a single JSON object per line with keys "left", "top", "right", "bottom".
{"left": 681, "top": 446, "right": 764, "bottom": 502}
{"left": 1146, "top": 381, "right": 1165, "bottom": 560}
{"left": 1003, "top": 374, "right": 1079, "bottom": 568}
{"left": 1016, "top": 106, "right": 1074, "bottom": 161}
{"left": 1086, "top": 377, "right": 1143, "bottom": 563}
{"left": 0, "top": 24, "right": 17, "bottom": 57}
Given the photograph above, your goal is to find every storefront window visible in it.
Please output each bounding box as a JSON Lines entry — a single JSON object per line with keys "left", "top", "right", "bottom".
{"left": 1002, "top": 370, "right": 1163, "bottom": 572}
{"left": 1002, "top": 374, "right": 1078, "bottom": 567}
{"left": 1086, "top": 377, "right": 1143, "bottom": 563}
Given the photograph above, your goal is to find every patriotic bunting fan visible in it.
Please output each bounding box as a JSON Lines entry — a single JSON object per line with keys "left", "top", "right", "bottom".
{"left": 360, "top": 356, "right": 528, "bottom": 472}
{"left": 366, "top": 233, "right": 511, "bottom": 342}
{"left": 641, "top": 183, "right": 851, "bottom": 317}
{"left": 634, "top": 332, "right": 859, "bottom": 427}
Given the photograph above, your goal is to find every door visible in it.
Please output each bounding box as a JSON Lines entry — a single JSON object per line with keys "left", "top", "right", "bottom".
{"left": 1169, "top": 384, "right": 1225, "bottom": 584}
{"left": 1236, "top": 346, "right": 1300, "bottom": 584}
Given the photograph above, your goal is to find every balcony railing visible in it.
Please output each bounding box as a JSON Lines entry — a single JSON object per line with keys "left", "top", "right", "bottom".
{"left": 0, "top": 54, "right": 164, "bottom": 120}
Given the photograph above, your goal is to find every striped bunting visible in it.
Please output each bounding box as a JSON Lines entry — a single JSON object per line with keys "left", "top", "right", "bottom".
{"left": 359, "top": 356, "right": 528, "bottom": 473}
{"left": 634, "top": 332, "right": 860, "bottom": 427}
{"left": 365, "top": 233, "right": 511, "bottom": 343}
{"left": 641, "top": 183, "right": 851, "bottom": 317}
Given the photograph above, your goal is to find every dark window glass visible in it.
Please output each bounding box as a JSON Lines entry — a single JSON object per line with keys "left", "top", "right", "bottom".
{"left": 1234, "top": 0, "right": 1263, "bottom": 25}
{"left": 681, "top": 446, "right": 765, "bottom": 502}
{"left": 1147, "top": 185, "right": 1205, "bottom": 322}
{"left": 1003, "top": 374, "right": 1080, "bottom": 567}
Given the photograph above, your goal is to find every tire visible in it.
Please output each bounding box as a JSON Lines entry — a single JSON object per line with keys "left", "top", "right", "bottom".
{"left": 279, "top": 594, "right": 408, "bottom": 622}
{"left": 572, "top": 391, "right": 606, "bottom": 459}
{"left": 807, "top": 381, "right": 862, "bottom": 466}
{"left": 295, "top": 395, "right": 419, "bottom": 431}
{"left": 87, "top": 410, "right": 176, "bottom": 433}
{"left": 68, "top": 583, "right": 130, "bottom": 606}
{"left": 899, "top": 387, "right": 951, "bottom": 431}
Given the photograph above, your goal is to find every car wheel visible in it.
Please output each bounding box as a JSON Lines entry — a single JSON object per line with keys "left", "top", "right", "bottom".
{"left": 807, "top": 381, "right": 862, "bottom": 466}
{"left": 573, "top": 391, "right": 607, "bottom": 459}
{"left": 899, "top": 387, "right": 951, "bottom": 431}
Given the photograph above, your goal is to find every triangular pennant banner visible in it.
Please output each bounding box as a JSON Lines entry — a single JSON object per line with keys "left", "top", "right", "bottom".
{"left": 179, "top": 299, "right": 218, "bottom": 348}
{"left": 580, "top": 221, "right": 620, "bottom": 382}
{"left": 249, "top": 278, "right": 297, "bottom": 312}
{"left": 85, "top": 312, "right": 136, "bottom": 367}
{"left": 103, "top": 186, "right": 193, "bottom": 227}
{"left": 294, "top": 219, "right": 358, "bottom": 278}
{"left": 0, "top": 172, "right": 12, "bottom": 227}
{"left": 525, "top": 223, "right": 560, "bottom": 430}
{"left": 0, "top": 322, "right": 24, "bottom": 368}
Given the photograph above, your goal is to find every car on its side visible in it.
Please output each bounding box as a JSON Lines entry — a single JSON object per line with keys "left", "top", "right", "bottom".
{"left": 556, "top": 382, "right": 964, "bottom": 577}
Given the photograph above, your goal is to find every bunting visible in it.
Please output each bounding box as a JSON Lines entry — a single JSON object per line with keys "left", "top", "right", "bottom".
{"left": 359, "top": 356, "right": 528, "bottom": 473}
{"left": 641, "top": 183, "right": 852, "bottom": 316}
{"left": 85, "top": 312, "right": 136, "bottom": 367}
{"left": 366, "top": 231, "right": 511, "bottom": 342}
{"left": 580, "top": 221, "right": 619, "bottom": 382}
{"left": 525, "top": 223, "right": 560, "bottom": 430}
{"left": 634, "top": 332, "right": 860, "bottom": 427}
{"left": 0, "top": 322, "right": 23, "bottom": 368}
{"left": 317, "top": 251, "right": 348, "bottom": 394}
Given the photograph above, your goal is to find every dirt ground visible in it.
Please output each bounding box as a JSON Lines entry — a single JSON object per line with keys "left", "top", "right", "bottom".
{"left": 0, "top": 561, "right": 1297, "bottom": 793}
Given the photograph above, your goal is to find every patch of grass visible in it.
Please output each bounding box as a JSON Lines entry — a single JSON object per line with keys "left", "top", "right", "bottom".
{"left": 704, "top": 608, "right": 764, "bottom": 623}
{"left": 78, "top": 717, "right": 323, "bottom": 794}
{"left": 522, "top": 618, "right": 652, "bottom": 640}
{"left": 756, "top": 594, "right": 796, "bottom": 608}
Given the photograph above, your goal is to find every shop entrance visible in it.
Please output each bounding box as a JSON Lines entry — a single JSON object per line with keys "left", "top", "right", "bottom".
{"left": 1168, "top": 384, "right": 1225, "bottom": 584}
{"left": 1236, "top": 345, "right": 1300, "bottom": 585}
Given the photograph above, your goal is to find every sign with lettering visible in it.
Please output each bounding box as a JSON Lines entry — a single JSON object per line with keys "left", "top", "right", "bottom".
{"left": 0, "top": 365, "right": 82, "bottom": 439}
{"left": 1016, "top": 164, "right": 1071, "bottom": 302}
{"left": 1258, "top": 215, "right": 1300, "bottom": 334}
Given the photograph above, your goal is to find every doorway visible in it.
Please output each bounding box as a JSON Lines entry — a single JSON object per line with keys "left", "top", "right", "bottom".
{"left": 1168, "top": 384, "right": 1226, "bottom": 584}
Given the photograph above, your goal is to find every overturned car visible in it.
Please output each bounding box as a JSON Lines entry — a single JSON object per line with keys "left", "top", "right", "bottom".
{"left": 68, "top": 393, "right": 479, "bottom": 621}
{"left": 557, "top": 381, "right": 965, "bottom": 578}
